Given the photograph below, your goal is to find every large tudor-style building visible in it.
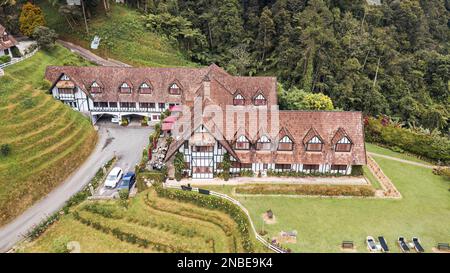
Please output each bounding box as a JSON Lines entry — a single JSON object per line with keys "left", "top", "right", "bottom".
{"left": 45, "top": 64, "right": 366, "bottom": 179}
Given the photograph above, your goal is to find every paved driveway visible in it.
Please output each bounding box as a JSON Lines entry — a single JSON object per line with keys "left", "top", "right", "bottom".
{"left": 0, "top": 124, "right": 152, "bottom": 252}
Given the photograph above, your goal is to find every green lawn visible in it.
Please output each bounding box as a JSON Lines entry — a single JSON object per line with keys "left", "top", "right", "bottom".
{"left": 203, "top": 150, "right": 450, "bottom": 252}
{"left": 0, "top": 45, "right": 97, "bottom": 225}
{"left": 38, "top": 1, "right": 196, "bottom": 67}
{"left": 365, "top": 143, "right": 433, "bottom": 165}
{"left": 20, "top": 188, "right": 265, "bottom": 253}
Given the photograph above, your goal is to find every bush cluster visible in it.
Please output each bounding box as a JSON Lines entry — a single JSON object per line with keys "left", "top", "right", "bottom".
{"left": 0, "top": 144, "right": 11, "bottom": 157}
{"left": 81, "top": 203, "right": 122, "bottom": 219}
{"left": 235, "top": 184, "right": 375, "bottom": 197}
{"left": 365, "top": 116, "right": 450, "bottom": 164}
{"left": 153, "top": 183, "right": 255, "bottom": 252}
{"left": 0, "top": 55, "right": 11, "bottom": 64}
{"left": 136, "top": 171, "right": 166, "bottom": 192}
{"left": 239, "top": 169, "right": 254, "bottom": 177}
{"left": 266, "top": 170, "right": 348, "bottom": 177}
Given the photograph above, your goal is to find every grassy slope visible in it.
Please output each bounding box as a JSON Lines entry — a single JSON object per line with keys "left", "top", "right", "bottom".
{"left": 203, "top": 146, "right": 450, "bottom": 253}
{"left": 366, "top": 143, "right": 433, "bottom": 165}
{"left": 21, "top": 188, "right": 265, "bottom": 253}
{"left": 0, "top": 45, "right": 97, "bottom": 225}
{"left": 39, "top": 1, "right": 196, "bottom": 67}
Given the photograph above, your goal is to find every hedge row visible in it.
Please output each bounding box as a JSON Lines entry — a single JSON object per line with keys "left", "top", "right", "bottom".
{"left": 365, "top": 116, "right": 450, "bottom": 164}
{"left": 72, "top": 211, "right": 187, "bottom": 253}
{"left": 235, "top": 184, "right": 375, "bottom": 197}
{"left": 153, "top": 183, "right": 255, "bottom": 252}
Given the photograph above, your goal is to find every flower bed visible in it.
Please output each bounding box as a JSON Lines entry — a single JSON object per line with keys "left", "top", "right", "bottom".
{"left": 235, "top": 184, "right": 375, "bottom": 197}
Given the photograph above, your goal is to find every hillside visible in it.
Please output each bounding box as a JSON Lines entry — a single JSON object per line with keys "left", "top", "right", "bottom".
{"left": 36, "top": 0, "right": 449, "bottom": 133}
{"left": 38, "top": 1, "right": 195, "bottom": 67}
{"left": 20, "top": 188, "right": 265, "bottom": 253}
{"left": 0, "top": 45, "right": 97, "bottom": 225}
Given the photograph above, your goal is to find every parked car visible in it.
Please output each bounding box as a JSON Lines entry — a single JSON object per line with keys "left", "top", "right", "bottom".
{"left": 117, "top": 172, "right": 136, "bottom": 190}
{"left": 111, "top": 116, "right": 120, "bottom": 123}
{"left": 105, "top": 167, "right": 123, "bottom": 188}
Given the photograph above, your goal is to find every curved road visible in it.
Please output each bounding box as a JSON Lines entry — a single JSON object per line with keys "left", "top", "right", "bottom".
{"left": 0, "top": 125, "right": 152, "bottom": 252}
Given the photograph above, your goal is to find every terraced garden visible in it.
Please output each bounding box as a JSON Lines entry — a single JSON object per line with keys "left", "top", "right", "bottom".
{"left": 21, "top": 188, "right": 263, "bottom": 253}
{"left": 0, "top": 46, "right": 97, "bottom": 225}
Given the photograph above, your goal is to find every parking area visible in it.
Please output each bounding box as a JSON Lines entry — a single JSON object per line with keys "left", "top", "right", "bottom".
{"left": 90, "top": 123, "right": 153, "bottom": 199}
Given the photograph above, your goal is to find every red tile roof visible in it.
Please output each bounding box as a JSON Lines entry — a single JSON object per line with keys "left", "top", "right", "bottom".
{"left": 0, "top": 24, "right": 18, "bottom": 51}
{"left": 45, "top": 64, "right": 277, "bottom": 106}
{"left": 45, "top": 63, "right": 365, "bottom": 166}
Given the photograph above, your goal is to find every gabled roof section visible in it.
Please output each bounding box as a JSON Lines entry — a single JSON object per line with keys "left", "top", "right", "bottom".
{"left": 331, "top": 127, "right": 352, "bottom": 145}
{"left": 303, "top": 127, "right": 324, "bottom": 145}
{"left": 276, "top": 127, "right": 295, "bottom": 143}
{"left": 120, "top": 78, "right": 133, "bottom": 89}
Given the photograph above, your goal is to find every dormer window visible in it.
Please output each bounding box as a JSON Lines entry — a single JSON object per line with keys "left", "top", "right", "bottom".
{"left": 278, "top": 136, "right": 293, "bottom": 151}
{"left": 139, "top": 83, "right": 151, "bottom": 94}
{"left": 169, "top": 83, "right": 181, "bottom": 95}
{"left": 233, "top": 94, "right": 245, "bottom": 105}
{"left": 61, "top": 74, "right": 70, "bottom": 80}
{"left": 256, "top": 135, "right": 271, "bottom": 150}
{"left": 120, "top": 82, "right": 131, "bottom": 93}
{"left": 306, "top": 136, "right": 323, "bottom": 151}
{"left": 335, "top": 136, "right": 352, "bottom": 152}
{"left": 91, "top": 81, "right": 101, "bottom": 93}
{"left": 235, "top": 135, "right": 250, "bottom": 150}
{"left": 254, "top": 93, "right": 267, "bottom": 106}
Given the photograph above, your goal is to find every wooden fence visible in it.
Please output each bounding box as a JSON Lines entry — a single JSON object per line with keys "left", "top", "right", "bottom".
{"left": 0, "top": 48, "right": 39, "bottom": 69}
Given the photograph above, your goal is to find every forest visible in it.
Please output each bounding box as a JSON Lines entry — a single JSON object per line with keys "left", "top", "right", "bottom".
{"left": 1, "top": 0, "right": 449, "bottom": 134}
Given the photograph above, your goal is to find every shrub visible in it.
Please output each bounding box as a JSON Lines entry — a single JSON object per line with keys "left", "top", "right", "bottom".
{"left": 0, "top": 55, "right": 11, "bottom": 64}
{"left": 11, "top": 46, "right": 22, "bottom": 58}
{"left": 239, "top": 169, "right": 254, "bottom": 177}
{"left": 351, "top": 165, "right": 363, "bottom": 176}
{"left": 141, "top": 116, "right": 148, "bottom": 126}
{"left": 222, "top": 153, "right": 231, "bottom": 181}
{"left": 32, "top": 26, "right": 58, "bottom": 50}
{"left": 0, "top": 144, "right": 11, "bottom": 157}
{"left": 365, "top": 116, "right": 450, "bottom": 164}
{"left": 174, "top": 152, "right": 185, "bottom": 181}
{"left": 433, "top": 167, "right": 450, "bottom": 180}
{"left": 235, "top": 184, "right": 375, "bottom": 197}
{"left": 120, "top": 117, "right": 129, "bottom": 126}
{"left": 19, "top": 2, "right": 46, "bottom": 37}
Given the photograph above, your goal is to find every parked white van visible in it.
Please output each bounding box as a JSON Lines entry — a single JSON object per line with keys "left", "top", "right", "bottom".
{"left": 104, "top": 167, "right": 123, "bottom": 188}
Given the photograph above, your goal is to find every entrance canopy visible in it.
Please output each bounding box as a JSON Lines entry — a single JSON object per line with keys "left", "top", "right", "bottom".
{"left": 163, "top": 116, "right": 177, "bottom": 123}
{"left": 162, "top": 122, "right": 173, "bottom": 131}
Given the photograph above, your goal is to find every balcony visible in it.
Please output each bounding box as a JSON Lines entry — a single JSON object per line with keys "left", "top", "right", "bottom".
{"left": 56, "top": 94, "right": 75, "bottom": 100}
{"left": 90, "top": 106, "right": 165, "bottom": 113}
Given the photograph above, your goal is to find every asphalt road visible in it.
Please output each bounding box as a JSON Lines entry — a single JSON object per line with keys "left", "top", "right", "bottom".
{"left": 0, "top": 124, "right": 152, "bottom": 252}
{"left": 57, "top": 40, "right": 131, "bottom": 67}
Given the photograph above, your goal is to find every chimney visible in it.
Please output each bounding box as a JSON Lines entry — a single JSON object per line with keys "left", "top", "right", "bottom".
{"left": 203, "top": 75, "right": 210, "bottom": 99}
